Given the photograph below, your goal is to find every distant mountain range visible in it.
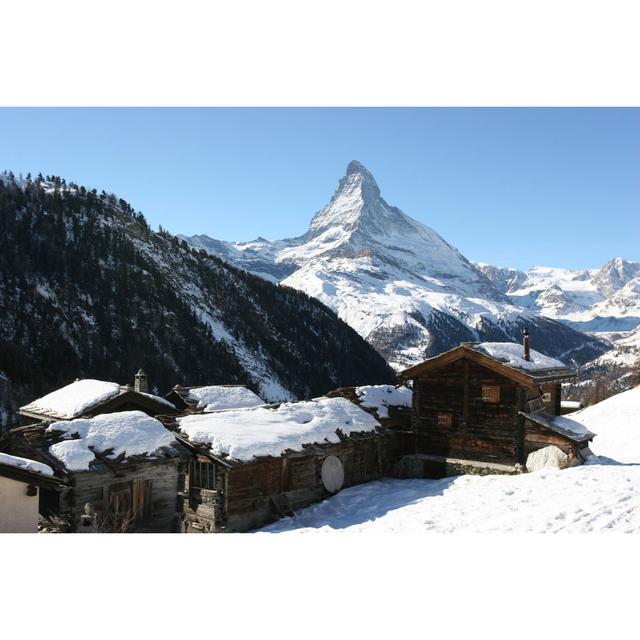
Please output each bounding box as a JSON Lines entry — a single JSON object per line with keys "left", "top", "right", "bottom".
{"left": 180, "top": 161, "right": 609, "bottom": 369}
{"left": 475, "top": 258, "right": 640, "bottom": 334}
{"left": 0, "top": 170, "right": 395, "bottom": 426}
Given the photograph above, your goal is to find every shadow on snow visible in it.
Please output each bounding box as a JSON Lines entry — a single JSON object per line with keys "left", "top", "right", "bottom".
{"left": 257, "top": 477, "right": 458, "bottom": 532}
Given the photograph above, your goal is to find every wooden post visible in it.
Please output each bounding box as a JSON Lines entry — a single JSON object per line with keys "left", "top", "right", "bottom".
{"left": 516, "top": 387, "right": 526, "bottom": 464}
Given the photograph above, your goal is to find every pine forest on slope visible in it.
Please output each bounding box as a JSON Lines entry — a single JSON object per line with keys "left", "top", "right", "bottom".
{"left": 0, "top": 171, "right": 396, "bottom": 427}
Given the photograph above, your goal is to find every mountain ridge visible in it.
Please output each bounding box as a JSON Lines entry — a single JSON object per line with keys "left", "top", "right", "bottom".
{"left": 180, "top": 161, "right": 609, "bottom": 369}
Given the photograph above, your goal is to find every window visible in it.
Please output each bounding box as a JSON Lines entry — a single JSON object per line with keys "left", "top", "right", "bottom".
{"left": 528, "top": 397, "right": 545, "bottom": 412}
{"left": 437, "top": 412, "right": 453, "bottom": 427}
{"left": 481, "top": 385, "right": 500, "bottom": 403}
{"left": 190, "top": 460, "right": 216, "bottom": 490}
{"left": 542, "top": 392, "right": 552, "bottom": 402}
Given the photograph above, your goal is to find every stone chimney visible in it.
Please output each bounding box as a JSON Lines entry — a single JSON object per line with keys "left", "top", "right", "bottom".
{"left": 523, "top": 327, "right": 531, "bottom": 362}
{"left": 134, "top": 369, "right": 149, "bottom": 393}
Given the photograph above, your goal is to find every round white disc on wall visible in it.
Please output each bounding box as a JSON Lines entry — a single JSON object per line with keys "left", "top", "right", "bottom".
{"left": 321, "top": 455, "right": 345, "bottom": 493}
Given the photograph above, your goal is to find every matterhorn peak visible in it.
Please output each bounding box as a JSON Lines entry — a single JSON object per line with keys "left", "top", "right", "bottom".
{"left": 306, "top": 161, "right": 385, "bottom": 238}
{"left": 341, "top": 160, "right": 380, "bottom": 197}
{"left": 345, "top": 160, "right": 373, "bottom": 178}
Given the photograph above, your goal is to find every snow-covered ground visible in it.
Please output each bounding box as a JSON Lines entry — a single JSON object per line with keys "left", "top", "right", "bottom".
{"left": 257, "top": 386, "right": 640, "bottom": 534}
{"left": 259, "top": 467, "right": 640, "bottom": 533}
{"left": 571, "top": 385, "right": 640, "bottom": 463}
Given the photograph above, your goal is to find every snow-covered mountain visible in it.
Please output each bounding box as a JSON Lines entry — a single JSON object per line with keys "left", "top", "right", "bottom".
{"left": 476, "top": 258, "right": 640, "bottom": 334}
{"left": 181, "top": 161, "right": 607, "bottom": 369}
{"left": 475, "top": 258, "right": 640, "bottom": 398}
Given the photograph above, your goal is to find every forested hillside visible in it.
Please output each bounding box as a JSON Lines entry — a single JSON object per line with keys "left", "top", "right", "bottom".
{"left": 0, "top": 172, "right": 396, "bottom": 427}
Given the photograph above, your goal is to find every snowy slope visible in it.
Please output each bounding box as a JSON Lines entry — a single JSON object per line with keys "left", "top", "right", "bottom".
{"left": 256, "top": 468, "right": 640, "bottom": 533}
{"left": 569, "top": 385, "right": 640, "bottom": 463}
{"left": 181, "top": 162, "right": 606, "bottom": 369}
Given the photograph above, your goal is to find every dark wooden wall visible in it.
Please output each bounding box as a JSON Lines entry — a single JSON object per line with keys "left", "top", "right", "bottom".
{"left": 68, "top": 458, "right": 184, "bottom": 532}
{"left": 541, "top": 383, "right": 562, "bottom": 416}
{"left": 412, "top": 359, "right": 529, "bottom": 465}
{"left": 184, "top": 431, "right": 410, "bottom": 533}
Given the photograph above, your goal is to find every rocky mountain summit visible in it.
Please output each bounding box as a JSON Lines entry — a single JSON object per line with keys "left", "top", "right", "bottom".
{"left": 181, "top": 161, "right": 607, "bottom": 369}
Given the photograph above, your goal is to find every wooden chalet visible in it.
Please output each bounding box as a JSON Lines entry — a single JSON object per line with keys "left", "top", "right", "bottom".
{"left": 164, "top": 384, "right": 264, "bottom": 414}
{"left": 161, "top": 396, "right": 407, "bottom": 533}
{"left": 18, "top": 370, "right": 178, "bottom": 424}
{"left": 399, "top": 330, "right": 594, "bottom": 478}
{"left": 0, "top": 411, "right": 190, "bottom": 532}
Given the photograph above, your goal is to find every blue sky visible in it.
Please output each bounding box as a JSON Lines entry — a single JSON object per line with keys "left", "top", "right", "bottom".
{"left": 0, "top": 107, "right": 637, "bottom": 270}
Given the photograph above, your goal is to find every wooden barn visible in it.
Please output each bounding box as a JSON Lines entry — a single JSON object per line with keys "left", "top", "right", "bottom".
{"left": 162, "top": 395, "right": 409, "bottom": 533}
{"left": 399, "top": 330, "right": 595, "bottom": 478}
{"left": 0, "top": 410, "right": 190, "bottom": 532}
{"left": 18, "top": 370, "right": 178, "bottom": 424}
{"left": 164, "top": 384, "right": 264, "bottom": 414}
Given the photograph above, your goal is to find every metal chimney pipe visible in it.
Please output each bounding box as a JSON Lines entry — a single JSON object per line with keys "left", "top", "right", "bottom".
{"left": 523, "top": 328, "right": 531, "bottom": 362}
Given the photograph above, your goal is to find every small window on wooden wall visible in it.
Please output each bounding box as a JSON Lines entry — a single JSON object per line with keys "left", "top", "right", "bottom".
{"left": 481, "top": 385, "right": 500, "bottom": 403}
{"left": 437, "top": 412, "right": 453, "bottom": 427}
{"left": 190, "top": 460, "right": 216, "bottom": 490}
{"left": 542, "top": 392, "right": 552, "bottom": 402}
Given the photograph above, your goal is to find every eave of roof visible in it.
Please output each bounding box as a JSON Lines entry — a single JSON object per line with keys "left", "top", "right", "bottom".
{"left": 400, "top": 344, "right": 576, "bottom": 386}
{"left": 520, "top": 410, "right": 595, "bottom": 443}
{"left": 0, "top": 461, "right": 62, "bottom": 488}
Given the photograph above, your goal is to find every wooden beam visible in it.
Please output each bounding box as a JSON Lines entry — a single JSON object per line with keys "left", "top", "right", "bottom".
{"left": 463, "top": 358, "right": 469, "bottom": 426}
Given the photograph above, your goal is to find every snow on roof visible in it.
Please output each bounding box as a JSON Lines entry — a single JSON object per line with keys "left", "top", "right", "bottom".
{"left": 21, "top": 379, "right": 122, "bottom": 419}
{"left": 355, "top": 385, "right": 412, "bottom": 418}
{"left": 20, "top": 379, "right": 176, "bottom": 419}
{"left": 46, "top": 410, "right": 178, "bottom": 471}
{"left": 561, "top": 400, "right": 581, "bottom": 410}
{"left": 472, "top": 342, "right": 567, "bottom": 372}
{"left": 523, "top": 411, "right": 594, "bottom": 442}
{"left": 0, "top": 451, "right": 54, "bottom": 477}
{"left": 176, "top": 396, "right": 380, "bottom": 462}
{"left": 572, "top": 386, "right": 640, "bottom": 463}
{"left": 139, "top": 391, "right": 176, "bottom": 410}
{"left": 185, "top": 385, "right": 264, "bottom": 412}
